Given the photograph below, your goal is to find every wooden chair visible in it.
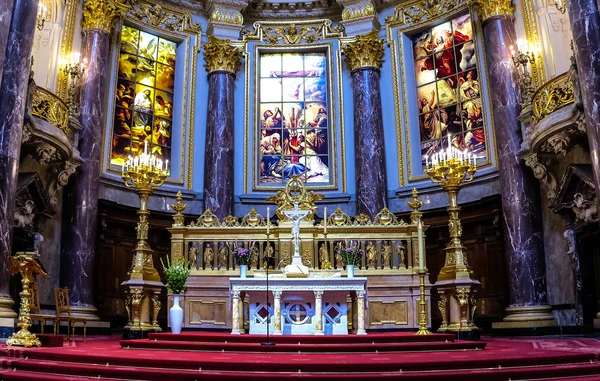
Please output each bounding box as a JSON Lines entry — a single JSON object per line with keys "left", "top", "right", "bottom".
{"left": 54, "top": 288, "right": 87, "bottom": 340}
{"left": 29, "top": 284, "right": 58, "bottom": 335}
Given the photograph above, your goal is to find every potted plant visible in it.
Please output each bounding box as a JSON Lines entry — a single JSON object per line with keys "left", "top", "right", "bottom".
{"left": 233, "top": 247, "right": 251, "bottom": 278}
{"left": 339, "top": 243, "right": 364, "bottom": 278}
{"left": 160, "top": 256, "right": 191, "bottom": 334}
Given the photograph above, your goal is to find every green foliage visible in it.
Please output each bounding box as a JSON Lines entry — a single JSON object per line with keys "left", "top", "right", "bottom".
{"left": 160, "top": 256, "right": 191, "bottom": 294}
{"left": 338, "top": 245, "right": 364, "bottom": 266}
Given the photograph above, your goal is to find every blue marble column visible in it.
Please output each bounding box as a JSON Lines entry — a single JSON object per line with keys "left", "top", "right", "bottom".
{"left": 567, "top": 0, "right": 600, "bottom": 212}
{"left": 352, "top": 67, "right": 387, "bottom": 217}
{"left": 60, "top": 30, "right": 110, "bottom": 311}
{"left": 0, "top": 0, "right": 15, "bottom": 87}
{"left": 202, "top": 37, "right": 242, "bottom": 219}
{"left": 343, "top": 34, "right": 388, "bottom": 218}
{"left": 203, "top": 70, "right": 235, "bottom": 219}
{"left": 480, "top": 14, "right": 550, "bottom": 311}
{"left": 0, "top": 0, "right": 39, "bottom": 325}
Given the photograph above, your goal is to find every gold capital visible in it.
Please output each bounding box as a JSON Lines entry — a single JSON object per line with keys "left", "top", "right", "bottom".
{"left": 341, "top": 31, "right": 384, "bottom": 71}
{"left": 81, "top": 0, "right": 130, "bottom": 34}
{"left": 467, "top": 0, "right": 514, "bottom": 22}
{"left": 203, "top": 36, "right": 244, "bottom": 74}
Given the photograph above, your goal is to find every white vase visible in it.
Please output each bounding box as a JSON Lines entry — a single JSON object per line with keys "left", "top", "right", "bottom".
{"left": 170, "top": 294, "right": 183, "bottom": 334}
{"left": 239, "top": 265, "right": 247, "bottom": 278}
{"left": 346, "top": 264, "right": 355, "bottom": 278}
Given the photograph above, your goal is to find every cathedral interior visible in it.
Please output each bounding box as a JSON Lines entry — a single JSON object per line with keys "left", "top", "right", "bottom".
{"left": 0, "top": 0, "right": 600, "bottom": 343}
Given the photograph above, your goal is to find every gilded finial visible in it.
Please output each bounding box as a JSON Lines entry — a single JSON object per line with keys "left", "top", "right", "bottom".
{"left": 171, "top": 191, "right": 187, "bottom": 227}
{"left": 408, "top": 187, "right": 423, "bottom": 211}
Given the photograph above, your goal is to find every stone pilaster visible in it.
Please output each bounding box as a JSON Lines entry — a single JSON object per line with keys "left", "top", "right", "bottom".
{"left": 342, "top": 32, "right": 388, "bottom": 218}
{"left": 60, "top": 0, "right": 128, "bottom": 321}
{"left": 203, "top": 36, "right": 243, "bottom": 219}
{"left": 0, "top": 0, "right": 40, "bottom": 339}
{"left": 566, "top": 0, "right": 600, "bottom": 213}
{"left": 337, "top": 0, "right": 380, "bottom": 36}
{"left": 205, "top": 0, "right": 246, "bottom": 40}
{"left": 469, "top": 0, "right": 556, "bottom": 330}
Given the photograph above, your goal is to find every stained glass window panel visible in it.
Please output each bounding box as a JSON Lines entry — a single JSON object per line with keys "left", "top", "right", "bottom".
{"left": 412, "top": 14, "right": 487, "bottom": 168}
{"left": 111, "top": 26, "right": 177, "bottom": 168}
{"left": 258, "top": 52, "right": 331, "bottom": 185}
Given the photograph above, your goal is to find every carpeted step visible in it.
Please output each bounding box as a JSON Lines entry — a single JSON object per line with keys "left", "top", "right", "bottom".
{"left": 4, "top": 358, "right": 600, "bottom": 381}
{"left": 121, "top": 338, "right": 486, "bottom": 353}
{"left": 0, "top": 369, "right": 106, "bottom": 380}
{"left": 145, "top": 331, "right": 457, "bottom": 344}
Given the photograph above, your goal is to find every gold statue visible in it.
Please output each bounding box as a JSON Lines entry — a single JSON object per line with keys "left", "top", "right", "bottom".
{"left": 398, "top": 241, "right": 406, "bottom": 269}
{"left": 382, "top": 241, "right": 391, "bottom": 268}
{"left": 263, "top": 245, "right": 274, "bottom": 270}
{"left": 366, "top": 241, "right": 377, "bottom": 268}
{"left": 218, "top": 246, "right": 228, "bottom": 269}
{"left": 204, "top": 245, "right": 214, "bottom": 268}
{"left": 189, "top": 245, "right": 198, "bottom": 269}
{"left": 335, "top": 242, "right": 344, "bottom": 268}
{"left": 250, "top": 244, "right": 259, "bottom": 268}
{"left": 319, "top": 243, "right": 332, "bottom": 270}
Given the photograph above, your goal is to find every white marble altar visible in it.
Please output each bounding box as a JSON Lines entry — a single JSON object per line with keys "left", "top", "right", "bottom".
{"left": 230, "top": 277, "right": 368, "bottom": 335}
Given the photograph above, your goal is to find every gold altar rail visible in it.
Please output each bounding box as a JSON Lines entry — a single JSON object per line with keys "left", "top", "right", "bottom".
{"left": 531, "top": 71, "right": 574, "bottom": 125}
{"left": 168, "top": 190, "right": 427, "bottom": 274}
{"left": 31, "top": 87, "right": 70, "bottom": 135}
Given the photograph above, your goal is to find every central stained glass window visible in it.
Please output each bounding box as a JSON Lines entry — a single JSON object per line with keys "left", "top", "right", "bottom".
{"left": 258, "top": 52, "right": 330, "bottom": 185}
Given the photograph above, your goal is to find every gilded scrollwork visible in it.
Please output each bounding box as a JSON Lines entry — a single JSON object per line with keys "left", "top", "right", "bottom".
{"left": 341, "top": 0, "right": 376, "bottom": 21}
{"left": 341, "top": 31, "right": 384, "bottom": 71}
{"left": 241, "top": 209, "right": 266, "bottom": 227}
{"left": 81, "top": 0, "right": 130, "bottom": 33}
{"left": 266, "top": 175, "right": 324, "bottom": 221}
{"left": 327, "top": 207, "right": 352, "bottom": 226}
{"left": 128, "top": 1, "right": 201, "bottom": 34}
{"left": 203, "top": 36, "right": 244, "bottom": 74}
{"left": 188, "top": 209, "right": 221, "bottom": 227}
{"left": 524, "top": 153, "right": 558, "bottom": 200}
{"left": 242, "top": 19, "right": 343, "bottom": 45}
{"left": 531, "top": 72, "right": 575, "bottom": 125}
{"left": 466, "top": 0, "right": 514, "bottom": 22}
{"left": 210, "top": 8, "right": 243, "bottom": 25}
{"left": 31, "top": 87, "right": 70, "bottom": 135}
{"left": 386, "top": 0, "right": 466, "bottom": 25}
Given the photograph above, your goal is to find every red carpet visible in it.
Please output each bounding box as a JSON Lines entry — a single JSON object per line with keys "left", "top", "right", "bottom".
{"left": 1, "top": 333, "right": 600, "bottom": 380}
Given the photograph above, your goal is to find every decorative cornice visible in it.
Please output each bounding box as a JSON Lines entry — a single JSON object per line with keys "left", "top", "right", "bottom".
{"left": 341, "top": 31, "right": 384, "bottom": 71}
{"left": 127, "top": 1, "right": 201, "bottom": 34}
{"left": 210, "top": 8, "right": 244, "bottom": 25}
{"left": 203, "top": 36, "right": 244, "bottom": 74}
{"left": 81, "top": 0, "right": 130, "bottom": 34}
{"left": 243, "top": 0, "right": 341, "bottom": 21}
{"left": 340, "top": 0, "right": 376, "bottom": 21}
{"left": 466, "top": 0, "right": 514, "bottom": 22}
{"left": 242, "top": 19, "right": 343, "bottom": 44}
{"left": 386, "top": 0, "right": 466, "bottom": 26}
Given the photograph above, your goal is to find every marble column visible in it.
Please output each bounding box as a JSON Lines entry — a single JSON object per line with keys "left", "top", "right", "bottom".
{"left": 356, "top": 290, "right": 366, "bottom": 335}
{"left": 567, "top": 0, "right": 600, "bottom": 211}
{"left": 203, "top": 36, "right": 242, "bottom": 219}
{"left": 342, "top": 33, "right": 388, "bottom": 218}
{"left": 231, "top": 291, "right": 240, "bottom": 334}
{"left": 0, "top": 0, "right": 40, "bottom": 337}
{"left": 60, "top": 0, "right": 128, "bottom": 320}
{"left": 471, "top": 1, "right": 556, "bottom": 328}
{"left": 0, "top": 0, "right": 15, "bottom": 87}
{"left": 314, "top": 291, "right": 323, "bottom": 335}
{"left": 273, "top": 291, "right": 282, "bottom": 335}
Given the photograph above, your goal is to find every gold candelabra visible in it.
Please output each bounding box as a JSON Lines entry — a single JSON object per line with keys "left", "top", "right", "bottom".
{"left": 510, "top": 42, "right": 536, "bottom": 107}
{"left": 62, "top": 52, "right": 86, "bottom": 118}
{"left": 121, "top": 141, "right": 169, "bottom": 284}
{"left": 6, "top": 252, "right": 48, "bottom": 347}
{"left": 554, "top": 0, "right": 567, "bottom": 14}
{"left": 425, "top": 135, "right": 477, "bottom": 281}
{"left": 36, "top": 3, "right": 47, "bottom": 31}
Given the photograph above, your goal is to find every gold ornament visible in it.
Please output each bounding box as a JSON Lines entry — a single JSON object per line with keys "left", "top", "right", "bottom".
{"left": 210, "top": 9, "right": 243, "bottom": 25}
{"left": 203, "top": 36, "right": 243, "bottom": 74}
{"left": 6, "top": 252, "right": 48, "bottom": 347}
{"left": 341, "top": 31, "right": 384, "bottom": 71}
{"left": 532, "top": 72, "right": 575, "bottom": 124}
{"left": 266, "top": 175, "right": 324, "bottom": 221}
{"left": 171, "top": 191, "right": 187, "bottom": 227}
{"left": 467, "top": 0, "right": 514, "bottom": 21}
{"left": 341, "top": 1, "right": 376, "bottom": 21}
{"left": 81, "top": 0, "right": 129, "bottom": 33}
{"left": 31, "top": 87, "right": 70, "bottom": 135}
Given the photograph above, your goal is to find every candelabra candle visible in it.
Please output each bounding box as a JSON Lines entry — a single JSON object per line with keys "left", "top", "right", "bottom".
{"left": 323, "top": 207, "right": 327, "bottom": 235}
{"left": 266, "top": 207, "right": 270, "bottom": 235}
{"left": 122, "top": 143, "right": 170, "bottom": 190}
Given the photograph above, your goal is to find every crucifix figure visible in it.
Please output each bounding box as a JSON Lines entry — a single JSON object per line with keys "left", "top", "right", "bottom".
{"left": 282, "top": 202, "right": 311, "bottom": 277}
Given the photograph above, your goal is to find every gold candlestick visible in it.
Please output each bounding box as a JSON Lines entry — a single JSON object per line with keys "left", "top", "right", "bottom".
{"left": 6, "top": 252, "right": 48, "bottom": 347}
{"left": 415, "top": 268, "right": 431, "bottom": 335}
{"left": 425, "top": 137, "right": 476, "bottom": 281}
{"left": 510, "top": 42, "right": 536, "bottom": 107}
{"left": 62, "top": 52, "right": 86, "bottom": 118}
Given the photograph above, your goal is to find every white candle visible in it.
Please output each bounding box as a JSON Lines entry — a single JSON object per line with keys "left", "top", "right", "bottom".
{"left": 144, "top": 140, "right": 148, "bottom": 154}
{"left": 324, "top": 207, "right": 327, "bottom": 235}
{"left": 134, "top": 156, "right": 139, "bottom": 167}
{"left": 418, "top": 220, "right": 425, "bottom": 271}
{"left": 121, "top": 161, "right": 124, "bottom": 172}
{"left": 266, "top": 207, "right": 270, "bottom": 235}
{"left": 425, "top": 155, "right": 429, "bottom": 168}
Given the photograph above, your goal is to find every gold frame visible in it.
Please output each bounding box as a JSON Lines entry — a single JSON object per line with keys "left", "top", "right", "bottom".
{"left": 386, "top": 5, "right": 495, "bottom": 184}
{"left": 101, "top": 9, "right": 201, "bottom": 188}
{"left": 520, "top": 0, "right": 546, "bottom": 88}
{"left": 246, "top": 42, "right": 343, "bottom": 192}
{"left": 55, "top": 0, "right": 78, "bottom": 100}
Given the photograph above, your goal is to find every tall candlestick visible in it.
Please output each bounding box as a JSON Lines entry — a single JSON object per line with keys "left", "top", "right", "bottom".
{"left": 323, "top": 207, "right": 327, "bottom": 235}
{"left": 418, "top": 220, "right": 425, "bottom": 270}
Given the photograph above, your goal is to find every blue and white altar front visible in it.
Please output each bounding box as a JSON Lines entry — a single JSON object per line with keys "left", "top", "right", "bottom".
{"left": 229, "top": 277, "right": 368, "bottom": 335}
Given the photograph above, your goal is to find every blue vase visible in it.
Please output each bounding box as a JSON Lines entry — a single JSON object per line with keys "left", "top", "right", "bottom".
{"left": 240, "top": 265, "right": 247, "bottom": 278}
{"left": 346, "top": 264, "right": 355, "bottom": 278}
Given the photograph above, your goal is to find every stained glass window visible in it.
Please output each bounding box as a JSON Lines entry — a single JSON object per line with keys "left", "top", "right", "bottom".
{"left": 412, "top": 14, "right": 486, "bottom": 168}
{"left": 110, "top": 25, "right": 177, "bottom": 167}
{"left": 258, "top": 52, "right": 330, "bottom": 185}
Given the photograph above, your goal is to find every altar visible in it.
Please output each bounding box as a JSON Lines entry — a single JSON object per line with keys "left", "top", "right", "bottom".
{"left": 230, "top": 277, "right": 368, "bottom": 335}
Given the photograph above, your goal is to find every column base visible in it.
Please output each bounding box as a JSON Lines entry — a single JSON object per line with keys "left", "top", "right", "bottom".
{"left": 0, "top": 296, "right": 17, "bottom": 342}
{"left": 492, "top": 305, "right": 557, "bottom": 330}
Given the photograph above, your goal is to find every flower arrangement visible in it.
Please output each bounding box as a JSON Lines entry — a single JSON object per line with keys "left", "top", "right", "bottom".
{"left": 339, "top": 243, "right": 364, "bottom": 266}
{"left": 160, "top": 256, "right": 191, "bottom": 295}
{"left": 233, "top": 247, "right": 252, "bottom": 266}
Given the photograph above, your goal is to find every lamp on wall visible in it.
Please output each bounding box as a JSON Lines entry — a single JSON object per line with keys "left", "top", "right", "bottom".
{"left": 36, "top": 3, "right": 47, "bottom": 31}
{"left": 510, "top": 40, "right": 536, "bottom": 108}
{"left": 62, "top": 52, "right": 86, "bottom": 118}
{"left": 554, "top": 0, "right": 567, "bottom": 14}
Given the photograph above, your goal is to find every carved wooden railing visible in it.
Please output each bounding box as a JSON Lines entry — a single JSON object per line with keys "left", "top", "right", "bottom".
{"left": 531, "top": 71, "right": 575, "bottom": 125}
{"left": 31, "top": 87, "right": 70, "bottom": 135}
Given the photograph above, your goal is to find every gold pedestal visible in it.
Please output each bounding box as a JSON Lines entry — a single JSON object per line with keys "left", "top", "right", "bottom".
{"left": 6, "top": 252, "right": 48, "bottom": 347}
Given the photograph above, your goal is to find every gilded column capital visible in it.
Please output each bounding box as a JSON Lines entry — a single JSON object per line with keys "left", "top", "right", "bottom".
{"left": 467, "top": 0, "right": 514, "bottom": 22}
{"left": 341, "top": 31, "right": 384, "bottom": 71}
{"left": 203, "top": 36, "right": 244, "bottom": 74}
{"left": 81, "top": 0, "right": 130, "bottom": 34}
